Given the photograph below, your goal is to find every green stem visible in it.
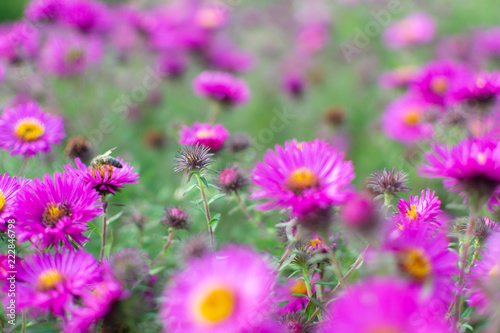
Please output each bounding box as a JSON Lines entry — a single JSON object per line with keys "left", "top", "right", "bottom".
{"left": 321, "top": 232, "right": 345, "bottom": 286}
{"left": 383, "top": 192, "right": 394, "bottom": 216}
{"left": 99, "top": 196, "right": 109, "bottom": 261}
{"left": 207, "top": 100, "right": 222, "bottom": 123}
{"left": 17, "top": 157, "right": 27, "bottom": 176}
{"left": 453, "top": 211, "right": 477, "bottom": 320}
{"left": 301, "top": 266, "right": 313, "bottom": 298}
{"left": 233, "top": 192, "right": 266, "bottom": 232}
{"left": 151, "top": 229, "right": 174, "bottom": 266}
{"left": 195, "top": 172, "right": 215, "bottom": 252}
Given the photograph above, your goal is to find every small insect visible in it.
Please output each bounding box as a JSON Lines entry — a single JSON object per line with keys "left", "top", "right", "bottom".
{"left": 90, "top": 148, "right": 123, "bottom": 169}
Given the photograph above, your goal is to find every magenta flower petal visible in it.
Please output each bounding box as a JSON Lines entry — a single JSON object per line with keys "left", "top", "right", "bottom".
{"left": 0, "top": 103, "right": 65, "bottom": 158}
{"left": 251, "top": 139, "right": 355, "bottom": 216}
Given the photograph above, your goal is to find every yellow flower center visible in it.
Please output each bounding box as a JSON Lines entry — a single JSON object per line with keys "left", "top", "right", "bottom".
{"left": 15, "top": 118, "right": 45, "bottom": 142}
{"left": 369, "top": 327, "right": 401, "bottom": 333}
{"left": 196, "top": 8, "right": 224, "bottom": 29}
{"left": 477, "top": 153, "right": 487, "bottom": 165}
{"left": 290, "top": 279, "right": 308, "bottom": 295}
{"left": 430, "top": 76, "right": 448, "bottom": 94}
{"left": 395, "top": 66, "right": 415, "bottom": 80}
{"left": 196, "top": 286, "right": 235, "bottom": 324}
{"left": 400, "top": 248, "right": 431, "bottom": 282}
{"left": 287, "top": 167, "right": 319, "bottom": 194}
{"left": 405, "top": 204, "right": 419, "bottom": 220}
{"left": 309, "top": 237, "right": 323, "bottom": 248}
{"left": 400, "top": 20, "right": 417, "bottom": 42}
{"left": 37, "top": 269, "right": 64, "bottom": 291}
{"left": 196, "top": 129, "right": 216, "bottom": 140}
{"left": 0, "top": 190, "right": 5, "bottom": 212}
{"left": 93, "top": 165, "right": 114, "bottom": 179}
{"left": 66, "top": 48, "right": 84, "bottom": 64}
{"left": 403, "top": 110, "right": 420, "bottom": 126}
{"left": 476, "top": 77, "right": 487, "bottom": 89}
{"left": 489, "top": 264, "right": 500, "bottom": 278}
{"left": 42, "top": 203, "right": 70, "bottom": 227}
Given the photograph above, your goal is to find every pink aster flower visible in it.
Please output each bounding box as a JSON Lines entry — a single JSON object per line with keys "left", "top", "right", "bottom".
{"left": 64, "top": 156, "right": 139, "bottom": 195}
{"left": 475, "top": 27, "right": 500, "bottom": 60}
{"left": 207, "top": 41, "right": 254, "bottom": 73}
{"left": 450, "top": 71, "right": 500, "bottom": 107}
{"left": 382, "top": 94, "right": 434, "bottom": 144}
{"left": 16, "top": 172, "right": 102, "bottom": 249}
{"left": 251, "top": 139, "right": 354, "bottom": 217}
{"left": 0, "top": 103, "right": 65, "bottom": 158}
{"left": 0, "top": 22, "right": 39, "bottom": 64}
{"left": 160, "top": 246, "right": 275, "bottom": 333}
{"left": 275, "top": 278, "right": 315, "bottom": 315}
{"left": 383, "top": 12, "right": 436, "bottom": 49}
{"left": 297, "top": 23, "right": 330, "bottom": 54}
{"left": 282, "top": 72, "right": 306, "bottom": 98}
{"left": 419, "top": 137, "right": 500, "bottom": 207}
{"left": 0, "top": 173, "right": 26, "bottom": 232}
{"left": 179, "top": 122, "right": 230, "bottom": 151}
{"left": 61, "top": 0, "right": 111, "bottom": 34}
{"left": 320, "top": 278, "right": 455, "bottom": 333}
{"left": 384, "top": 226, "right": 458, "bottom": 306}
{"left": 25, "top": 0, "right": 66, "bottom": 22}
{"left": 410, "top": 60, "right": 469, "bottom": 107}
{"left": 379, "top": 65, "right": 419, "bottom": 90}
{"left": 394, "top": 188, "right": 443, "bottom": 230}
{"left": 64, "top": 263, "right": 125, "bottom": 333}
{"left": 467, "top": 232, "right": 500, "bottom": 314}
{"left": 14, "top": 250, "right": 100, "bottom": 317}
{"left": 341, "top": 192, "right": 379, "bottom": 230}
{"left": 193, "top": 71, "right": 250, "bottom": 107}
{"left": 40, "top": 31, "right": 103, "bottom": 77}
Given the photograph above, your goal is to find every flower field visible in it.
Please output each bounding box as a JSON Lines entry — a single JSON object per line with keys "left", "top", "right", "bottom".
{"left": 0, "top": 0, "right": 500, "bottom": 332}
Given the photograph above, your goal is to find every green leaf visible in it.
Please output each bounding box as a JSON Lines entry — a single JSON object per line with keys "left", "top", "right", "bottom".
{"left": 192, "top": 204, "right": 205, "bottom": 215}
{"left": 291, "top": 293, "right": 308, "bottom": 298}
{"left": 212, "top": 218, "right": 220, "bottom": 232}
{"left": 105, "top": 229, "right": 114, "bottom": 257}
{"left": 305, "top": 293, "right": 317, "bottom": 317}
{"left": 182, "top": 184, "right": 199, "bottom": 196}
{"left": 200, "top": 175, "right": 209, "bottom": 187}
{"left": 313, "top": 281, "right": 335, "bottom": 286}
{"left": 107, "top": 210, "right": 124, "bottom": 226}
{"left": 209, "top": 217, "right": 220, "bottom": 225}
{"left": 208, "top": 183, "right": 221, "bottom": 191}
{"left": 279, "top": 253, "right": 297, "bottom": 271}
{"left": 87, "top": 221, "right": 103, "bottom": 237}
{"left": 149, "top": 266, "right": 166, "bottom": 275}
{"left": 208, "top": 193, "right": 226, "bottom": 205}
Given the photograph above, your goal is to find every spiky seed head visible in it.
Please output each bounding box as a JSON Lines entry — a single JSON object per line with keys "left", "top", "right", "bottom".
{"left": 366, "top": 168, "right": 411, "bottom": 194}
{"left": 173, "top": 144, "right": 214, "bottom": 173}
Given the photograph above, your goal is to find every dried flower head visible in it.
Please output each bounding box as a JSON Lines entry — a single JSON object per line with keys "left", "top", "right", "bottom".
{"left": 64, "top": 135, "right": 93, "bottom": 161}
{"left": 161, "top": 207, "right": 190, "bottom": 230}
{"left": 323, "top": 106, "right": 346, "bottom": 127}
{"left": 143, "top": 129, "right": 167, "bottom": 149}
{"left": 218, "top": 166, "right": 247, "bottom": 194}
{"left": 366, "top": 168, "right": 411, "bottom": 194}
{"left": 280, "top": 312, "right": 316, "bottom": 333}
{"left": 180, "top": 234, "right": 210, "bottom": 260}
{"left": 226, "top": 133, "right": 252, "bottom": 153}
{"left": 110, "top": 248, "right": 149, "bottom": 289}
{"left": 173, "top": 144, "right": 214, "bottom": 173}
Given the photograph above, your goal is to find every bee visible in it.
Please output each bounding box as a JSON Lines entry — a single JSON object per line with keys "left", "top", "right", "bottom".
{"left": 90, "top": 148, "right": 123, "bottom": 169}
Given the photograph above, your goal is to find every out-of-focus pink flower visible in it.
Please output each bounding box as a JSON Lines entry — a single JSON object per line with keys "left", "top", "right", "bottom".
{"left": 381, "top": 94, "right": 434, "bottom": 144}
{"left": 383, "top": 12, "right": 436, "bottom": 49}
{"left": 40, "top": 31, "right": 103, "bottom": 77}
